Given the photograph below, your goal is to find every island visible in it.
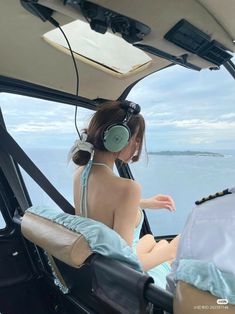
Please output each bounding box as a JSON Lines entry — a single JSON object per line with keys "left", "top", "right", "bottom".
{"left": 148, "top": 151, "right": 224, "bottom": 157}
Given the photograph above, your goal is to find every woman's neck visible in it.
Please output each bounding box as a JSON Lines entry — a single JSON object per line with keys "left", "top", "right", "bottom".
{"left": 92, "top": 150, "right": 116, "bottom": 171}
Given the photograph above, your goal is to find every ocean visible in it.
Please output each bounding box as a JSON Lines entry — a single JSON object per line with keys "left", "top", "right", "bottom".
{"left": 1, "top": 149, "right": 234, "bottom": 236}
{"left": 131, "top": 150, "right": 235, "bottom": 235}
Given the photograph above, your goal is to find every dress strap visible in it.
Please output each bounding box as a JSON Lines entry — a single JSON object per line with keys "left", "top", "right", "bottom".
{"left": 92, "top": 162, "right": 112, "bottom": 171}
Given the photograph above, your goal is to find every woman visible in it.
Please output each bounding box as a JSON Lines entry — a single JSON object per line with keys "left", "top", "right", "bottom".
{"left": 71, "top": 100, "right": 180, "bottom": 289}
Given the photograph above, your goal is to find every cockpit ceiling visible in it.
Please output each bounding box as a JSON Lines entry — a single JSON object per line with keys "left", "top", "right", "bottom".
{"left": 0, "top": 1, "right": 234, "bottom": 100}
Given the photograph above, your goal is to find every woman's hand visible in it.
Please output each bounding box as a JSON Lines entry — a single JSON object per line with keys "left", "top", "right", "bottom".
{"left": 140, "top": 194, "right": 176, "bottom": 211}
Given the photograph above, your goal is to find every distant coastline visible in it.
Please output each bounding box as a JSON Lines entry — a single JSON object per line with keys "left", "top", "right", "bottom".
{"left": 148, "top": 151, "right": 224, "bottom": 157}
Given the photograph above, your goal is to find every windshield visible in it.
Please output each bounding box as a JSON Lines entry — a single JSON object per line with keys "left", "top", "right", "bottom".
{"left": 128, "top": 58, "right": 235, "bottom": 236}
{"left": 1, "top": 58, "right": 234, "bottom": 236}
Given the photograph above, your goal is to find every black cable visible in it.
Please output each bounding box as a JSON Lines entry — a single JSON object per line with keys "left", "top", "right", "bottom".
{"left": 49, "top": 17, "right": 81, "bottom": 139}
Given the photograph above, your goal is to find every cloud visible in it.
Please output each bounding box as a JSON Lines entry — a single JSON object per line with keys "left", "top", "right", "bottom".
{"left": 11, "top": 121, "right": 75, "bottom": 133}
{"left": 10, "top": 118, "right": 91, "bottom": 134}
{"left": 164, "top": 119, "right": 235, "bottom": 130}
{"left": 220, "top": 113, "right": 235, "bottom": 120}
{"left": 142, "top": 110, "right": 172, "bottom": 118}
{"left": 1, "top": 93, "right": 93, "bottom": 135}
{"left": 188, "top": 137, "right": 214, "bottom": 145}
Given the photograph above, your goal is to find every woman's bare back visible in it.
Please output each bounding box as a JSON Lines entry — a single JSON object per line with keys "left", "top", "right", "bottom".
{"left": 73, "top": 165, "right": 141, "bottom": 233}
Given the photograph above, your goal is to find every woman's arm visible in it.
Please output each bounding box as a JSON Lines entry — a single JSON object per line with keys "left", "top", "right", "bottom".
{"left": 137, "top": 235, "right": 180, "bottom": 271}
{"left": 140, "top": 194, "right": 176, "bottom": 211}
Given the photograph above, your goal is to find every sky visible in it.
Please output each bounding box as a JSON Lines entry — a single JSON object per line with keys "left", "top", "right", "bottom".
{"left": 1, "top": 59, "right": 235, "bottom": 152}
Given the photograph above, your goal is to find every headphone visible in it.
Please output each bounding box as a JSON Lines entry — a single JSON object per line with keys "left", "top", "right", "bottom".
{"left": 103, "top": 101, "right": 141, "bottom": 152}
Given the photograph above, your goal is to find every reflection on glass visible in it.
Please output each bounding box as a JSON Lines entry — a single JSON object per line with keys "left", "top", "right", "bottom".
{"left": 0, "top": 211, "right": 6, "bottom": 229}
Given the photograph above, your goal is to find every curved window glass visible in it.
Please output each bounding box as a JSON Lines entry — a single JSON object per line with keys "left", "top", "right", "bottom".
{"left": 1, "top": 93, "right": 93, "bottom": 209}
{"left": 1, "top": 57, "right": 235, "bottom": 237}
{"left": 128, "top": 59, "right": 235, "bottom": 236}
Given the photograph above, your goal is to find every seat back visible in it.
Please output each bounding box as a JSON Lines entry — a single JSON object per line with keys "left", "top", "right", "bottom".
{"left": 22, "top": 211, "right": 92, "bottom": 268}
{"left": 174, "top": 281, "right": 235, "bottom": 314}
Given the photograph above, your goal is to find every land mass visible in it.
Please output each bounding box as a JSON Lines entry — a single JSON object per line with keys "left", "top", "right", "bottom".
{"left": 148, "top": 151, "right": 224, "bottom": 157}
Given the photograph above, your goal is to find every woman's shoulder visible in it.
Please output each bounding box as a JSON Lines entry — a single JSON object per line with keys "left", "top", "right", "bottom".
{"left": 73, "top": 163, "right": 141, "bottom": 200}
{"left": 113, "top": 175, "right": 141, "bottom": 198}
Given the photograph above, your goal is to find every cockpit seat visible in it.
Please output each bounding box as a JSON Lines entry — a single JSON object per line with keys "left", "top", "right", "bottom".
{"left": 174, "top": 280, "right": 235, "bottom": 314}
{"left": 21, "top": 206, "right": 156, "bottom": 314}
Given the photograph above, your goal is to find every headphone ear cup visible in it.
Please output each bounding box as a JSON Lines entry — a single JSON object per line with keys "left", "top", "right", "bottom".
{"left": 103, "top": 124, "right": 130, "bottom": 152}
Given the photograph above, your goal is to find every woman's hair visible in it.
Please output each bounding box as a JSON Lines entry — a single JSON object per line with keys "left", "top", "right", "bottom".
{"left": 72, "top": 100, "right": 145, "bottom": 166}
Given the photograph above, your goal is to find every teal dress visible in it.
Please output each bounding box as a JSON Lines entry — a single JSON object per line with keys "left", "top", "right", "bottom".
{"left": 80, "top": 160, "right": 171, "bottom": 289}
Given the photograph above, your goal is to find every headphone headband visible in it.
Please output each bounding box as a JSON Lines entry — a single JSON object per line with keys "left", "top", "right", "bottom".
{"left": 120, "top": 101, "right": 141, "bottom": 124}
{"left": 120, "top": 100, "right": 141, "bottom": 115}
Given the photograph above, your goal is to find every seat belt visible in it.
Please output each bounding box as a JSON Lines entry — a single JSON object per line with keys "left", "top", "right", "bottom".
{"left": 0, "top": 125, "right": 75, "bottom": 215}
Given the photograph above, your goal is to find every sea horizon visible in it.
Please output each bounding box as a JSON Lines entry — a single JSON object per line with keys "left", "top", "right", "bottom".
{"left": 1, "top": 148, "right": 234, "bottom": 234}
